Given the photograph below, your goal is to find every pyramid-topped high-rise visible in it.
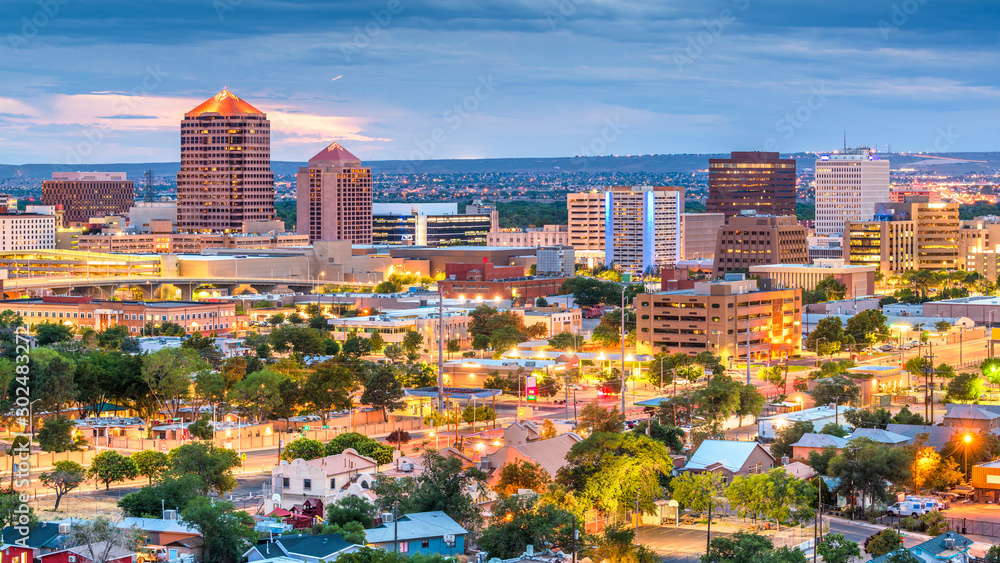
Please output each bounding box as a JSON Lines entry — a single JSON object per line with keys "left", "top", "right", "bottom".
{"left": 296, "top": 141, "right": 372, "bottom": 244}
{"left": 177, "top": 89, "right": 275, "bottom": 232}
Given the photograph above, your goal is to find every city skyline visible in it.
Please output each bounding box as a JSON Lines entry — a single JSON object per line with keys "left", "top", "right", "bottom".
{"left": 1, "top": 0, "right": 997, "bottom": 164}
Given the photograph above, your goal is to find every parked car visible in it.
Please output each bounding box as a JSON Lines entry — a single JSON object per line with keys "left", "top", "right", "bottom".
{"left": 887, "top": 501, "right": 930, "bottom": 517}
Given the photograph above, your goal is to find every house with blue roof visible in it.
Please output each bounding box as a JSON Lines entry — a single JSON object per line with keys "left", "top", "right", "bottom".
{"left": 364, "top": 511, "right": 466, "bottom": 556}
{"left": 869, "top": 531, "right": 973, "bottom": 563}
{"left": 683, "top": 440, "right": 775, "bottom": 483}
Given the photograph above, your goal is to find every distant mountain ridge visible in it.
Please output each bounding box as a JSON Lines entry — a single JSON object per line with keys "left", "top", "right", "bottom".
{"left": 1, "top": 152, "right": 997, "bottom": 180}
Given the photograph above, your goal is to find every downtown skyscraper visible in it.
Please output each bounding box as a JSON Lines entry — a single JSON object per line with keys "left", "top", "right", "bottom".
{"left": 814, "top": 147, "right": 890, "bottom": 236}
{"left": 707, "top": 151, "right": 796, "bottom": 218}
{"left": 296, "top": 142, "right": 373, "bottom": 244}
{"left": 177, "top": 89, "right": 275, "bottom": 232}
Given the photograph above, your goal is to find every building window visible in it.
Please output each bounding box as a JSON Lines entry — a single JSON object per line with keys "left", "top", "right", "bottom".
{"left": 330, "top": 478, "right": 336, "bottom": 489}
{"left": 399, "top": 542, "right": 409, "bottom": 554}
{"left": 421, "top": 540, "right": 429, "bottom": 548}
{"left": 282, "top": 478, "right": 289, "bottom": 489}
{"left": 304, "top": 479, "right": 311, "bottom": 490}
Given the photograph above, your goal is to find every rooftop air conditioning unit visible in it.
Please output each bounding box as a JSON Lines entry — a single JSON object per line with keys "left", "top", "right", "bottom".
{"left": 401, "top": 462, "right": 414, "bottom": 472}
{"left": 58, "top": 523, "right": 71, "bottom": 534}
{"left": 163, "top": 509, "right": 177, "bottom": 520}
{"left": 381, "top": 512, "right": 393, "bottom": 524}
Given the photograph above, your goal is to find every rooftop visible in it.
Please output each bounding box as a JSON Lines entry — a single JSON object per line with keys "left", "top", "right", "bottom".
{"left": 185, "top": 89, "right": 263, "bottom": 117}
{"left": 365, "top": 511, "right": 467, "bottom": 544}
{"left": 308, "top": 142, "right": 361, "bottom": 165}
{"left": 685, "top": 440, "right": 770, "bottom": 473}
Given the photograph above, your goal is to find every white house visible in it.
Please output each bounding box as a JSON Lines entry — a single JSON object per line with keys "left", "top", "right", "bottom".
{"left": 266, "top": 449, "right": 378, "bottom": 512}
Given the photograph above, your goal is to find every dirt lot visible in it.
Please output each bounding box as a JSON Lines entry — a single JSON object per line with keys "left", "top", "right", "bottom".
{"left": 30, "top": 474, "right": 271, "bottom": 521}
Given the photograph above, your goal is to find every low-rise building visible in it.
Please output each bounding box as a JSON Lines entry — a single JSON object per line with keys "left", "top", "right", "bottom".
{"left": 748, "top": 259, "right": 876, "bottom": 299}
{"left": 514, "top": 306, "right": 582, "bottom": 337}
{"left": 758, "top": 405, "right": 856, "bottom": 440}
{"left": 364, "top": 512, "right": 467, "bottom": 556}
{"left": 439, "top": 276, "right": 570, "bottom": 301}
{"left": 684, "top": 440, "right": 775, "bottom": 482}
{"left": 326, "top": 307, "right": 472, "bottom": 348}
{"left": 488, "top": 225, "right": 569, "bottom": 247}
{"left": 0, "top": 210, "right": 57, "bottom": 251}
{"left": 484, "top": 433, "right": 583, "bottom": 487}
{"left": 1, "top": 296, "right": 238, "bottom": 335}
{"left": 634, "top": 277, "right": 802, "bottom": 362}
{"left": 245, "top": 534, "right": 362, "bottom": 563}
{"left": 267, "top": 451, "right": 378, "bottom": 512}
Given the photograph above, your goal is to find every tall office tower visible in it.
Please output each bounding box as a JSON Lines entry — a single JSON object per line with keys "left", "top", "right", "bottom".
{"left": 814, "top": 147, "right": 890, "bottom": 236}
{"left": 177, "top": 89, "right": 275, "bottom": 232}
{"left": 296, "top": 142, "right": 373, "bottom": 244}
{"left": 567, "top": 191, "right": 606, "bottom": 266}
{"left": 876, "top": 198, "right": 960, "bottom": 270}
{"left": 42, "top": 172, "right": 134, "bottom": 227}
{"left": 604, "top": 186, "right": 684, "bottom": 275}
{"left": 707, "top": 151, "right": 797, "bottom": 218}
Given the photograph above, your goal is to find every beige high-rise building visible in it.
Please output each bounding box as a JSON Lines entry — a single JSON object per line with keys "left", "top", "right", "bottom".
{"left": 875, "top": 198, "right": 959, "bottom": 270}
{"left": 713, "top": 215, "right": 809, "bottom": 278}
{"left": 605, "top": 186, "right": 684, "bottom": 275}
{"left": 296, "top": 142, "right": 373, "bottom": 244}
{"left": 814, "top": 148, "right": 890, "bottom": 236}
{"left": 844, "top": 220, "right": 916, "bottom": 275}
{"left": 567, "top": 191, "right": 605, "bottom": 266}
{"left": 177, "top": 89, "right": 275, "bottom": 232}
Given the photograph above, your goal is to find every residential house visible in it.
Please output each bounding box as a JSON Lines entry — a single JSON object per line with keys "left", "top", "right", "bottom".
{"left": 789, "top": 433, "right": 848, "bottom": 461}
{"left": 115, "top": 518, "right": 202, "bottom": 563}
{"left": 484, "top": 433, "right": 584, "bottom": 488}
{"left": 943, "top": 404, "right": 1000, "bottom": 433}
{"left": 1, "top": 522, "right": 73, "bottom": 561}
{"left": 0, "top": 542, "right": 32, "bottom": 563}
{"left": 848, "top": 428, "right": 911, "bottom": 447}
{"left": 365, "top": 512, "right": 467, "bottom": 556}
{"left": 886, "top": 424, "right": 957, "bottom": 452}
{"left": 758, "top": 405, "right": 857, "bottom": 440}
{"left": 244, "top": 534, "right": 362, "bottom": 563}
{"left": 684, "top": 440, "right": 775, "bottom": 483}
{"left": 267, "top": 450, "right": 378, "bottom": 512}
{"left": 870, "top": 531, "right": 973, "bottom": 563}
{"left": 781, "top": 461, "right": 817, "bottom": 480}
{"left": 40, "top": 542, "right": 136, "bottom": 563}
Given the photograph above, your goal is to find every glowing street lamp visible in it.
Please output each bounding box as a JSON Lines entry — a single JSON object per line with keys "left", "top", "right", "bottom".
{"left": 963, "top": 433, "right": 974, "bottom": 480}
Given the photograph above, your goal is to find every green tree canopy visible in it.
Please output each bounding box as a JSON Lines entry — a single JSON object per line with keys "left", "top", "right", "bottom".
{"left": 181, "top": 497, "right": 257, "bottom": 563}
{"left": 89, "top": 450, "right": 139, "bottom": 490}
{"left": 167, "top": 442, "right": 241, "bottom": 495}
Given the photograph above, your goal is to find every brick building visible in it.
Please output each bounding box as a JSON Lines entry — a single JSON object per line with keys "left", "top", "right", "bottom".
{"left": 713, "top": 215, "right": 809, "bottom": 278}
{"left": 42, "top": 172, "right": 134, "bottom": 228}
{"left": 707, "top": 151, "right": 796, "bottom": 218}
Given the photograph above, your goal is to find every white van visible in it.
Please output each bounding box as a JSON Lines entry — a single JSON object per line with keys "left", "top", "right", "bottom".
{"left": 887, "top": 501, "right": 929, "bottom": 517}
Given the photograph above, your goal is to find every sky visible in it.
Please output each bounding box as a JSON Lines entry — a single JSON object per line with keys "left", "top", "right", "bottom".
{"left": 0, "top": 0, "right": 998, "bottom": 165}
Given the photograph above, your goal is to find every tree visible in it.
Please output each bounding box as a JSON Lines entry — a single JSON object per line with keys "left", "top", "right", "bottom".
{"left": 758, "top": 366, "right": 784, "bottom": 391}
{"left": 96, "top": 325, "right": 131, "bottom": 350}
{"left": 0, "top": 487, "right": 37, "bottom": 530}
{"left": 671, "top": 471, "right": 724, "bottom": 513}
{"left": 633, "top": 420, "right": 685, "bottom": 453}
{"left": 934, "top": 320, "right": 952, "bottom": 332}
{"left": 548, "top": 332, "right": 578, "bottom": 351}
{"left": 540, "top": 419, "right": 558, "bottom": 440}
{"left": 446, "top": 339, "right": 461, "bottom": 359}
{"left": 88, "top": 450, "right": 139, "bottom": 490}
{"left": 232, "top": 369, "right": 286, "bottom": 423}
{"left": 31, "top": 351, "right": 78, "bottom": 416}
{"left": 181, "top": 497, "right": 257, "bottom": 563}
{"left": 737, "top": 383, "right": 766, "bottom": 426}
{"left": 770, "top": 421, "right": 814, "bottom": 460}
{"left": 946, "top": 371, "right": 984, "bottom": 403}
{"left": 40, "top": 460, "right": 86, "bottom": 510}
{"left": 387, "top": 429, "right": 411, "bottom": 450}
{"left": 118, "top": 473, "right": 202, "bottom": 518}
{"left": 281, "top": 437, "right": 325, "bottom": 461}
{"left": 864, "top": 529, "right": 904, "bottom": 557}
{"left": 142, "top": 348, "right": 209, "bottom": 425}
{"left": 384, "top": 344, "right": 404, "bottom": 363}
{"left": 68, "top": 517, "right": 143, "bottom": 563}
{"left": 819, "top": 422, "right": 849, "bottom": 437}
{"left": 188, "top": 415, "right": 215, "bottom": 441}
{"left": 301, "top": 359, "right": 355, "bottom": 424}
{"left": 810, "top": 376, "right": 861, "bottom": 408}
{"left": 268, "top": 313, "right": 286, "bottom": 326}
{"left": 845, "top": 408, "right": 893, "bottom": 430}
{"left": 493, "top": 460, "right": 551, "bottom": 497}
{"left": 361, "top": 364, "right": 405, "bottom": 422}
{"left": 167, "top": 442, "right": 241, "bottom": 495}
{"left": 806, "top": 316, "right": 846, "bottom": 356}
{"left": 37, "top": 416, "right": 83, "bottom": 452}
{"left": 326, "top": 495, "right": 378, "bottom": 528}
{"left": 844, "top": 309, "right": 890, "bottom": 349}
{"left": 828, "top": 438, "right": 911, "bottom": 516}
{"left": 35, "top": 321, "right": 74, "bottom": 346}
{"left": 694, "top": 374, "right": 743, "bottom": 437}
{"left": 132, "top": 450, "right": 169, "bottom": 484}
{"left": 401, "top": 330, "right": 424, "bottom": 355}
{"left": 371, "top": 449, "right": 487, "bottom": 532}
{"left": 558, "top": 432, "right": 672, "bottom": 515}
{"left": 815, "top": 275, "right": 848, "bottom": 302}
{"left": 338, "top": 548, "right": 455, "bottom": 563}
{"left": 369, "top": 331, "right": 385, "bottom": 353}
{"left": 577, "top": 401, "right": 625, "bottom": 434}
{"left": 985, "top": 545, "right": 1000, "bottom": 563}
{"left": 592, "top": 522, "right": 660, "bottom": 563}
{"left": 702, "top": 530, "right": 806, "bottom": 563}
{"left": 490, "top": 325, "right": 525, "bottom": 357}
{"left": 807, "top": 446, "right": 839, "bottom": 476}
{"left": 477, "top": 494, "right": 575, "bottom": 560}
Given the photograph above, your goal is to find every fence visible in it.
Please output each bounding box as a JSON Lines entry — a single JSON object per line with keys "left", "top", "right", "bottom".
{"left": 946, "top": 517, "right": 1000, "bottom": 539}
{"left": 0, "top": 448, "right": 99, "bottom": 473}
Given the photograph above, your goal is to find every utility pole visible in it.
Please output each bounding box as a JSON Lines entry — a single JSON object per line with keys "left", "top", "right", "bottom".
{"left": 923, "top": 343, "right": 935, "bottom": 423}
{"left": 437, "top": 284, "right": 445, "bottom": 413}
{"left": 746, "top": 317, "right": 751, "bottom": 386}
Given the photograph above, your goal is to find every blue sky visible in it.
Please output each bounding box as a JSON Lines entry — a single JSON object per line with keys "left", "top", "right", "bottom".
{"left": 0, "top": 0, "right": 997, "bottom": 164}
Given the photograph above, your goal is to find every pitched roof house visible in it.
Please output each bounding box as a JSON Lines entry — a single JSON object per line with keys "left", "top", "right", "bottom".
{"left": 684, "top": 440, "right": 775, "bottom": 482}
{"left": 266, "top": 449, "right": 378, "bottom": 512}
{"left": 365, "top": 512, "right": 467, "bottom": 556}
{"left": 484, "top": 433, "right": 583, "bottom": 487}
{"left": 244, "top": 533, "right": 362, "bottom": 563}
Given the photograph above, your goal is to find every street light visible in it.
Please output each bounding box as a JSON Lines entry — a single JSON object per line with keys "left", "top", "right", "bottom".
{"left": 963, "top": 433, "right": 973, "bottom": 481}
{"left": 28, "top": 398, "right": 42, "bottom": 440}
